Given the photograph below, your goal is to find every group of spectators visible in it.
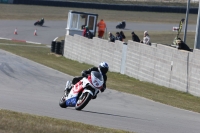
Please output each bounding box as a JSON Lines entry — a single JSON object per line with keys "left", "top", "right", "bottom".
{"left": 108, "top": 31, "right": 126, "bottom": 42}
{"left": 82, "top": 18, "right": 191, "bottom": 52}
{"left": 109, "top": 30, "right": 151, "bottom": 45}
{"left": 132, "top": 31, "right": 151, "bottom": 45}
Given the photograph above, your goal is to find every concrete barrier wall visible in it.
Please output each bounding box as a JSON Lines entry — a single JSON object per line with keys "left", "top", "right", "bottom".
{"left": 64, "top": 35, "right": 200, "bottom": 97}
{"left": 188, "top": 49, "right": 200, "bottom": 96}
{"left": 152, "top": 44, "right": 173, "bottom": 88}
{"left": 64, "top": 35, "right": 124, "bottom": 73}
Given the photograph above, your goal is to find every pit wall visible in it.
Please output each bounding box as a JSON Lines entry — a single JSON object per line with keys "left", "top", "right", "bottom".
{"left": 64, "top": 35, "right": 200, "bottom": 97}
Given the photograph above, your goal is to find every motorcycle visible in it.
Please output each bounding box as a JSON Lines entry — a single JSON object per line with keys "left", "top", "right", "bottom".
{"left": 59, "top": 71, "right": 104, "bottom": 110}
{"left": 116, "top": 20, "right": 126, "bottom": 29}
{"left": 34, "top": 20, "right": 44, "bottom": 26}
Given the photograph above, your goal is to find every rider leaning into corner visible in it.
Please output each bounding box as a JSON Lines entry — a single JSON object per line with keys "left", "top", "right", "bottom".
{"left": 40, "top": 18, "right": 44, "bottom": 23}
{"left": 65, "top": 62, "right": 109, "bottom": 99}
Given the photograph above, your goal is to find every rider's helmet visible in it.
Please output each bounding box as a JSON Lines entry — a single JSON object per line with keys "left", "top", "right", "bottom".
{"left": 99, "top": 62, "right": 109, "bottom": 74}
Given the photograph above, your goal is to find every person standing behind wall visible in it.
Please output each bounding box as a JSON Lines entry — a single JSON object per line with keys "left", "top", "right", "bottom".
{"left": 82, "top": 26, "right": 86, "bottom": 36}
{"left": 176, "top": 38, "right": 191, "bottom": 51}
{"left": 131, "top": 31, "right": 140, "bottom": 42}
{"left": 115, "top": 32, "right": 123, "bottom": 41}
{"left": 97, "top": 19, "right": 106, "bottom": 38}
{"left": 108, "top": 32, "right": 115, "bottom": 42}
{"left": 140, "top": 31, "right": 151, "bottom": 45}
{"left": 83, "top": 26, "right": 93, "bottom": 39}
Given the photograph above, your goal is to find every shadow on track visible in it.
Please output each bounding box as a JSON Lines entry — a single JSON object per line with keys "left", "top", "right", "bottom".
{"left": 67, "top": 108, "right": 152, "bottom": 121}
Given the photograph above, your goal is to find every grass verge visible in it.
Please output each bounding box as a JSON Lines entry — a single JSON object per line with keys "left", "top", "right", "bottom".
{"left": 0, "top": 109, "right": 131, "bottom": 133}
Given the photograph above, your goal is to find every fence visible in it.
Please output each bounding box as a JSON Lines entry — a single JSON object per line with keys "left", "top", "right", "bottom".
{"left": 64, "top": 34, "right": 200, "bottom": 97}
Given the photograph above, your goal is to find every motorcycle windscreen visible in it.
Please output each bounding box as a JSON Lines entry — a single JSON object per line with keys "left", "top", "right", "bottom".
{"left": 91, "top": 71, "right": 104, "bottom": 88}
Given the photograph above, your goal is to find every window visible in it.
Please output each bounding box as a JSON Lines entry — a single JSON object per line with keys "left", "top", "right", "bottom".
{"left": 71, "top": 14, "right": 78, "bottom": 29}
{"left": 88, "top": 16, "right": 95, "bottom": 30}
{"left": 78, "top": 14, "right": 88, "bottom": 30}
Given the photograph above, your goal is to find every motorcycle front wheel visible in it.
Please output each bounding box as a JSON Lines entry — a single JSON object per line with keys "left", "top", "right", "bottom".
{"left": 75, "top": 92, "right": 92, "bottom": 110}
{"left": 59, "top": 96, "right": 67, "bottom": 108}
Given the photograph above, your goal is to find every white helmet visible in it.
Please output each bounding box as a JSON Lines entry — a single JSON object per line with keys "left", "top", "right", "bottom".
{"left": 99, "top": 62, "right": 109, "bottom": 74}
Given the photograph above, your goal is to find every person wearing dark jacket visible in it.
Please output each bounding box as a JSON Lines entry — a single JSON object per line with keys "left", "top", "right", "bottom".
{"left": 115, "top": 32, "right": 123, "bottom": 41}
{"left": 120, "top": 31, "right": 126, "bottom": 41}
{"left": 176, "top": 39, "right": 191, "bottom": 51}
{"left": 83, "top": 26, "right": 93, "bottom": 39}
{"left": 131, "top": 31, "right": 140, "bottom": 42}
{"left": 65, "top": 62, "right": 109, "bottom": 99}
{"left": 108, "top": 32, "right": 115, "bottom": 42}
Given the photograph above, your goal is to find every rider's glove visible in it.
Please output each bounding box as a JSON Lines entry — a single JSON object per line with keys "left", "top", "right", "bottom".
{"left": 81, "top": 71, "right": 88, "bottom": 78}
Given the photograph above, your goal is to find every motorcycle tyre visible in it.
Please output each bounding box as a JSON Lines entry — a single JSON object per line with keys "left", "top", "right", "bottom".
{"left": 59, "top": 96, "right": 67, "bottom": 108}
{"left": 75, "top": 92, "right": 92, "bottom": 111}
{"left": 34, "top": 22, "right": 38, "bottom": 26}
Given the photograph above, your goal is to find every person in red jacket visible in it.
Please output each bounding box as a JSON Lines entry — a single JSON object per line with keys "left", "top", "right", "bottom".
{"left": 82, "top": 26, "right": 87, "bottom": 36}
{"left": 97, "top": 19, "right": 106, "bottom": 38}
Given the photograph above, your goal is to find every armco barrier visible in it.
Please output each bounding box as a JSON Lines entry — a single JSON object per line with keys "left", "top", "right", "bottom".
{"left": 64, "top": 34, "right": 200, "bottom": 97}
{"left": 13, "top": 0, "right": 198, "bottom": 14}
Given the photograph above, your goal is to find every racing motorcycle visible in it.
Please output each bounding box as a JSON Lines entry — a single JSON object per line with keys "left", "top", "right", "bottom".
{"left": 34, "top": 20, "right": 44, "bottom": 26}
{"left": 116, "top": 20, "right": 126, "bottom": 29}
{"left": 59, "top": 71, "right": 104, "bottom": 110}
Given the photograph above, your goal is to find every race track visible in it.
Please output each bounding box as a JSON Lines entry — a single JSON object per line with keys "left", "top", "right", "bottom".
{"left": 0, "top": 20, "right": 200, "bottom": 133}
{"left": 0, "top": 20, "right": 196, "bottom": 44}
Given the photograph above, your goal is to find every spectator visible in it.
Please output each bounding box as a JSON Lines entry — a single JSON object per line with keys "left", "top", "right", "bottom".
{"left": 97, "top": 19, "right": 106, "bottom": 38}
{"left": 108, "top": 32, "right": 115, "bottom": 42}
{"left": 141, "top": 31, "right": 151, "bottom": 45}
{"left": 82, "top": 26, "right": 86, "bottom": 36}
{"left": 115, "top": 32, "right": 122, "bottom": 41}
{"left": 131, "top": 31, "right": 140, "bottom": 42}
{"left": 83, "top": 26, "right": 93, "bottom": 39}
{"left": 176, "top": 38, "right": 191, "bottom": 51}
{"left": 120, "top": 31, "right": 126, "bottom": 42}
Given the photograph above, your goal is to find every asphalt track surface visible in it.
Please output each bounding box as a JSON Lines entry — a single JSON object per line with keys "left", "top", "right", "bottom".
{"left": 0, "top": 20, "right": 200, "bottom": 133}
{"left": 0, "top": 20, "right": 196, "bottom": 44}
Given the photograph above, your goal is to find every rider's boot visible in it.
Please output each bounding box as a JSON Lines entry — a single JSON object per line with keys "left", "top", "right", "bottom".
{"left": 92, "top": 95, "right": 97, "bottom": 99}
{"left": 92, "top": 91, "right": 99, "bottom": 99}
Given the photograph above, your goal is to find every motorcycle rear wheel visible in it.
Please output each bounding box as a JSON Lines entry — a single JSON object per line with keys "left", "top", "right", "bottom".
{"left": 75, "top": 92, "right": 92, "bottom": 110}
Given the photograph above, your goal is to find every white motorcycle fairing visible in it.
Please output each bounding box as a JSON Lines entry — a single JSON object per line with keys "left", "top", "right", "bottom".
{"left": 65, "top": 71, "right": 104, "bottom": 107}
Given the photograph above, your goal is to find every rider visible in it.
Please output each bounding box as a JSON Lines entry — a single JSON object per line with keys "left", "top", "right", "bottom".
{"left": 65, "top": 62, "right": 109, "bottom": 98}
{"left": 40, "top": 18, "right": 44, "bottom": 23}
